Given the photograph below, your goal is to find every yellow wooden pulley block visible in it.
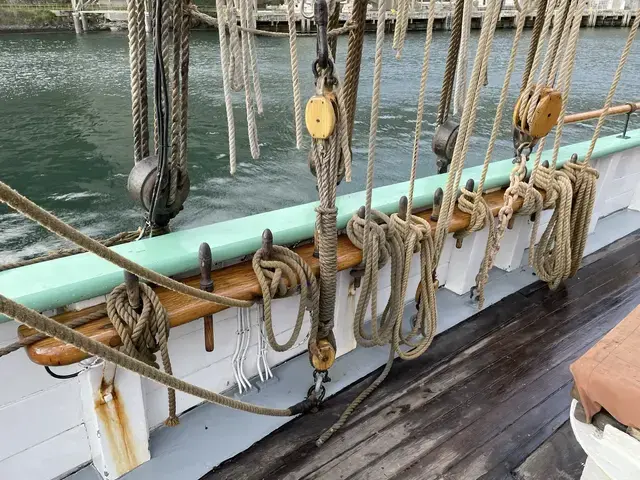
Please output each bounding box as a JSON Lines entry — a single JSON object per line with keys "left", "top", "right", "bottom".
{"left": 310, "top": 338, "right": 336, "bottom": 371}
{"left": 305, "top": 95, "right": 336, "bottom": 140}
{"left": 513, "top": 86, "right": 562, "bottom": 139}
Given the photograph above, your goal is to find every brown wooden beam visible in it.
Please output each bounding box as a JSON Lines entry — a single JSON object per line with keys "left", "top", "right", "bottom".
{"left": 18, "top": 189, "right": 529, "bottom": 366}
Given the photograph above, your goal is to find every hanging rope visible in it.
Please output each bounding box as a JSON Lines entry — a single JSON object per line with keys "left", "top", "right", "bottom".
{"left": 433, "top": 0, "right": 502, "bottom": 268}
{"left": 393, "top": 0, "right": 410, "bottom": 59}
{"left": 565, "top": 10, "right": 640, "bottom": 274}
{"left": 453, "top": 0, "right": 472, "bottom": 116}
{"left": 215, "top": 0, "right": 238, "bottom": 174}
{"left": 168, "top": 0, "right": 183, "bottom": 205}
{"left": 456, "top": 0, "right": 530, "bottom": 307}
{"left": 107, "top": 282, "right": 179, "bottom": 426}
{"left": 127, "top": 0, "right": 146, "bottom": 163}
{"left": 286, "top": 0, "right": 304, "bottom": 149}
{"left": 179, "top": 0, "right": 190, "bottom": 181}
{"left": 436, "top": 0, "right": 464, "bottom": 126}
{"left": 318, "top": 0, "right": 438, "bottom": 446}
{"left": 235, "top": 0, "right": 260, "bottom": 159}
{"left": 342, "top": 0, "right": 367, "bottom": 141}
{"left": 252, "top": 243, "right": 321, "bottom": 353}
{"left": 531, "top": 0, "right": 583, "bottom": 289}
{"left": 0, "top": 293, "right": 326, "bottom": 417}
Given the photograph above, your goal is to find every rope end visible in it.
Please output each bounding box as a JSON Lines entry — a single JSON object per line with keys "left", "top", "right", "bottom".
{"left": 164, "top": 415, "right": 180, "bottom": 427}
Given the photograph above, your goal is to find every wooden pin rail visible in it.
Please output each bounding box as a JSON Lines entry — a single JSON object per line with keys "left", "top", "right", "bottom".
{"left": 564, "top": 102, "right": 640, "bottom": 125}
{"left": 19, "top": 188, "right": 533, "bottom": 366}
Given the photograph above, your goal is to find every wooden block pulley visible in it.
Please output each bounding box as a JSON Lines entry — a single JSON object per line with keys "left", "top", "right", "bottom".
{"left": 305, "top": 95, "right": 336, "bottom": 140}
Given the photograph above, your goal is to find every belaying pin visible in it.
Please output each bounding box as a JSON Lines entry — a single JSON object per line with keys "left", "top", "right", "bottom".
{"left": 262, "top": 229, "right": 273, "bottom": 259}
{"left": 430, "top": 188, "right": 443, "bottom": 222}
{"left": 199, "top": 242, "right": 215, "bottom": 352}
{"left": 455, "top": 179, "right": 475, "bottom": 249}
{"left": 398, "top": 196, "right": 408, "bottom": 221}
{"left": 124, "top": 271, "right": 141, "bottom": 310}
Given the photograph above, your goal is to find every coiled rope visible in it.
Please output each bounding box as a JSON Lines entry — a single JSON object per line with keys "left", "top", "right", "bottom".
{"left": 107, "top": 282, "right": 179, "bottom": 426}
{"left": 531, "top": 0, "right": 583, "bottom": 289}
{"left": 318, "top": 0, "right": 438, "bottom": 446}
{"left": 456, "top": 0, "right": 530, "bottom": 307}
{"left": 565, "top": 10, "right": 640, "bottom": 274}
{"left": 252, "top": 244, "right": 321, "bottom": 353}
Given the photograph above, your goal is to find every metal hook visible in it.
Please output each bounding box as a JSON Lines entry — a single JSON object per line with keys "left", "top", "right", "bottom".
{"left": 314, "top": 0, "right": 329, "bottom": 71}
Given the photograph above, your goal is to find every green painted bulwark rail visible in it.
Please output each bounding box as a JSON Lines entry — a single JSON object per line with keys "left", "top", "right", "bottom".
{"left": 1, "top": 129, "right": 639, "bottom": 322}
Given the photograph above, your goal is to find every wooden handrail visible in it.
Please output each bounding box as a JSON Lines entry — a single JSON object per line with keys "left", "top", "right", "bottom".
{"left": 564, "top": 102, "right": 640, "bottom": 125}
{"left": 19, "top": 188, "right": 533, "bottom": 366}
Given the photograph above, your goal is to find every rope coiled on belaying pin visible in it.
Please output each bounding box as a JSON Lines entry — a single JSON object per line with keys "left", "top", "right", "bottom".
{"left": 252, "top": 243, "right": 321, "bottom": 353}
{"left": 107, "top": 283, "right": 179, "bottom": 426}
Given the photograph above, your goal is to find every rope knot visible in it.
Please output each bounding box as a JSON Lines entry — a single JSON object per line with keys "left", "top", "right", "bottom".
{"left": 346, "top": 210, "right": 390, "bottom": 269}
{"left": 107, "top": 282, "right": 178, "bottom": 426}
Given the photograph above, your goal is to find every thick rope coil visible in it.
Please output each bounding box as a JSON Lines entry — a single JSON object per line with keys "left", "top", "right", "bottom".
{"left": 529, "top": 0, "right": 583, "bottom": 288}
{"left": 252, "top": 244, "right": 323, "bottom": 358}
{"left": 286, "top": 0, "right": 303, "bottom": 149}
{"left": 0, "top": 308, "right": 107, "bottom": 359}
{"left": 215, "top": 0, "right": 238, "bottom": 174}
{"left": 532, "top": 167, "right": 573, "bottom": 289}
{"left": 107, "top": 283, "right": 178, "bottom": 426}
{"left": 235, "top": 0, "right": 259, "bottom": 159}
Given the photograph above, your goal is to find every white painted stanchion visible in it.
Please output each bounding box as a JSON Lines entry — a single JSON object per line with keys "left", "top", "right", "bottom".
{"left": 80, "top": 363, "right": 151, "bottom": 480}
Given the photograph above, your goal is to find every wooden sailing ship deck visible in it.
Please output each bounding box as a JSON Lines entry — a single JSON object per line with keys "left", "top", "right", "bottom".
{"left": 210, "top": 229, "right": 640, "bottom": 480}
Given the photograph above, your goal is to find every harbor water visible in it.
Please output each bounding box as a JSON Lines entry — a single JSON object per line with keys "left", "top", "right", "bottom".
{"left": 0, "top": 28, "right": 638, "bottom": 262}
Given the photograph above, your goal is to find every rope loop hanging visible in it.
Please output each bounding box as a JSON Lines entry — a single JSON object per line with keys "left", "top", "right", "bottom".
{"left": 252, "top": 238, "right": 321, "bottom": 354}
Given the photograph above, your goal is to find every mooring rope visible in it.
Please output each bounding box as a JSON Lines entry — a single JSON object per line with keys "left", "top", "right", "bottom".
{"left": 0, "top": 293, "right": 320, "bottom": 417}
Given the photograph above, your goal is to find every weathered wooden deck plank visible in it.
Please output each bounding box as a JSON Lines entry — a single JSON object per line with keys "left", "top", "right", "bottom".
{"left": 208, "top": 233, "right": 640, "bottom": 480}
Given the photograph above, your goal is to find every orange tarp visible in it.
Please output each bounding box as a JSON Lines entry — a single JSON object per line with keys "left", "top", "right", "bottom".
{"left": 570, "top": 304, "right": 640, "bottom": 429}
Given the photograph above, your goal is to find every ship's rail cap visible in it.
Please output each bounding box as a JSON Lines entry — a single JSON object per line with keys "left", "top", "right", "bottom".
{"left": 2, "top": 129, "right": 639, "bottom": 320}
